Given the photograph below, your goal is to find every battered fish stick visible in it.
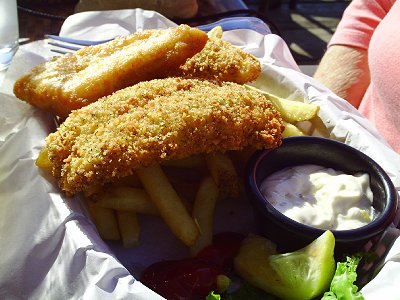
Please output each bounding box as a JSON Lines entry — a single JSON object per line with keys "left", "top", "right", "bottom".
{"left": 45, "top": 77, "right": 284, "bottom": 195}
{"left": 13, "top": 25, "right": 207, "bottom": 118}
{"left": 177, "top": 36, "right": 261, "bottom": 84}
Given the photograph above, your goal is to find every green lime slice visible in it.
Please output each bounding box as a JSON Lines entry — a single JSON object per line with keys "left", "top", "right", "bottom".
{"left": 234, "top": 230, "right": 336, "bottom": 300}
{"left": 269, "top": 230, "right": 336, "bottom": 299}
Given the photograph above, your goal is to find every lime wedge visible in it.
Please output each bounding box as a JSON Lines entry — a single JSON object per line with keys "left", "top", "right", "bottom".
{"left": 234, "top": 231, "right": 336, "bottom": 300}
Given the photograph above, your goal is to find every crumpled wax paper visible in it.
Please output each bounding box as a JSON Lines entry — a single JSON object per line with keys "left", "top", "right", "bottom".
{"left": 1, "top": 8, "right": 400, "bottom": 299}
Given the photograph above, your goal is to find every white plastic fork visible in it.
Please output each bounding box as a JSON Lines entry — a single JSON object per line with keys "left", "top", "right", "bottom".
{"left": 45, "top": 35, "right": 113, "bottom": 54}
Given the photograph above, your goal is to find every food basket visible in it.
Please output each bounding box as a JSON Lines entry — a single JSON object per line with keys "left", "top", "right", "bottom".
{"left": 0, "top": 8, "right": 399, "bottom": 299}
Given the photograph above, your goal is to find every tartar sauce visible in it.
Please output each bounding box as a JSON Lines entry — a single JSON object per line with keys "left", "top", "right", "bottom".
{"left": 260, "top": 165, "right": 376, "bottom": 230}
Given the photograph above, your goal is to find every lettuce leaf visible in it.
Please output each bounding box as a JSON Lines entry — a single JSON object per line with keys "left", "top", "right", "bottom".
{"left": 206, "top": 291, "right": 221, "bottom": 300}
{"left": 206, "top": 282, "right": 278, "bottom": 300}
{"left": 322, "top": 255, "right": 364, "bottom": 300}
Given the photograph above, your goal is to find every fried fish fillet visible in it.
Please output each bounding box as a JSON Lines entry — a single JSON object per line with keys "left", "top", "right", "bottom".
{"left": 13, "top": 25, "right": 207, "bottom": 118}
{"left": 44, "top": 77, "right": 284, "bottom": 195}
{"left": 177, "top": 36, "right": 261, "bottom": 84}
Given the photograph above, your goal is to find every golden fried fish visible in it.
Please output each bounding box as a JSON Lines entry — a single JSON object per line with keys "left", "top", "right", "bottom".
{"left": 13, "top": 25, "right": 208, "bottom": 118}
{"left": 44, "top": 77, "right": 284, "bottom": 195}
{"left": 178, "top": 36, "right": 261, "bottom": 84}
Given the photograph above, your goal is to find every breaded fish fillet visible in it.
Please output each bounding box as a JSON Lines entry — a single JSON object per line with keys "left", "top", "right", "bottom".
{"left": 177, "top": 36, "right": 261, "bottom": 84}
{"left": 45, "top": 77, "right": 284, "bottom": 195}
{"left": 13, "top": 25, "right": 207, "bottom": 118}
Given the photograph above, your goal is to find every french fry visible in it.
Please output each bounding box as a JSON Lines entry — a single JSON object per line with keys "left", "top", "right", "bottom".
{"left": 135, "top": 164, "right": 200, "bottom": 247}
{"left": 282, "top": 121, "right": 307, "bottom": 138}
{"left": 245, "top": 85, "right": 319, "bottom": 122}
{"left": 85, "top": 200, "right": 120, "bottom": 241}
{"left": 161, "top": 154, "right": 206, "bottom": 169}
{"left": 229, "top": 147, "right": 258, "bottom": 171}
{"left": 207, "top": 25, "right": 223, "bottom": 38}
{"left": 35, "top": 148, "right": 52, "bottom": 168}
{"left": 295, "top": 120, "right": 314, "bottom": 136}
{"left": 112, "top": 173, "right": 142, "bottom": 188}
{"left": 168, "top": 181, "right": 199, "bottom": 211}
{"left": 163, "top": 165, "right": 206, "bottom": 185}
{"left": 83, "top": 184, "right": 104, "bottom": 198}
{"left": 310, "top": 115, "right": 330, "bottom": 138}
{"left": 116, "top": 210, "right": 141, "bottom": 248}
{"left": 190, "top": 176, "right": 219, "bottom": 256}
{"left": 95, "top": 186, "right": 159, "bottom": 215}
{"left": 205, "top": 152, "right": 240, "bottom": 199}
{"left": 162, "top": 166, "right": 204, "bottom": 210}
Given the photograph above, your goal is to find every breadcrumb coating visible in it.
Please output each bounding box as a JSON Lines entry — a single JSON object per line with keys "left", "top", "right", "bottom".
{"left": 45, "top": 77, "right": 284, "bottom": 195}
{"left": 177, "top": 36, "right": 261, "bottom": 84}
{"left": 13, "top": 25, "right": 207, "bottom": 118}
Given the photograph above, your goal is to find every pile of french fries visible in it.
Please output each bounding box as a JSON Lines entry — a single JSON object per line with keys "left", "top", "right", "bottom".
{"left": 35, "top": 26, "right": 324, "bottom": 255}
{"left": 82, "top": 152, "right": 241, "bottom": 253}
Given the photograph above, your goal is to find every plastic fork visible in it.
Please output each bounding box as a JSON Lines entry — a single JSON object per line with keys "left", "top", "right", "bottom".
{"left": 45, "top": 16, "right": 271, "bottom": 54}
{"left": 45, "top": 35, "right": 113, "bottom": 54}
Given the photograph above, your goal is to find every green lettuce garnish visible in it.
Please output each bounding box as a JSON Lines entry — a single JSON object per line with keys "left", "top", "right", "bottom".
{"left": 206, "top": 282, "right": 279, "bottom": 300}
{"left": 209, "top": 253, "right": 368, "bottom": 300}
{"left": 206, "top": 291, "right": 221, "bottom": 300}
{"left": 322, "top": 255, "right": 365, "bottom": 300}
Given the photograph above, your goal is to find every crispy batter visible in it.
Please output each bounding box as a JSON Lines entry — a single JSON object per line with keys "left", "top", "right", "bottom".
{"left": 13, "top": 25, "right": 207, "bottom": 118}
{"left": 45, "top": 77, "right": 284, "bottom": 195}
{"left": 177, "top": 36, "right": 261, "bottom": 83}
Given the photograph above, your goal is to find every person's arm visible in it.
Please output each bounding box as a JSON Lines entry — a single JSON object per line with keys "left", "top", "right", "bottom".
{"left": 313, "top": 0, "right": 395, "bottom": 107}
{"left": 313, "top": 45, "right": 370, "bottom": 108}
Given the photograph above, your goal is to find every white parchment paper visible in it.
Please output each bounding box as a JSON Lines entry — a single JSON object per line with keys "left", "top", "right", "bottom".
{"left": 1, "top": 8, "right": 400, "bottom": 299}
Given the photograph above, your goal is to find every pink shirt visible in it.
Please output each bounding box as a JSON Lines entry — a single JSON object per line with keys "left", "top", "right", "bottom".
{"left": 329, "top": 0, "right": 400, "bottom": 153}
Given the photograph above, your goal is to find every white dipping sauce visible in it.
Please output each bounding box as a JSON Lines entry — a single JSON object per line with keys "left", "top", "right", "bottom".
{"left": 260, "top": 165, "right": 376, "bottom": 230}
